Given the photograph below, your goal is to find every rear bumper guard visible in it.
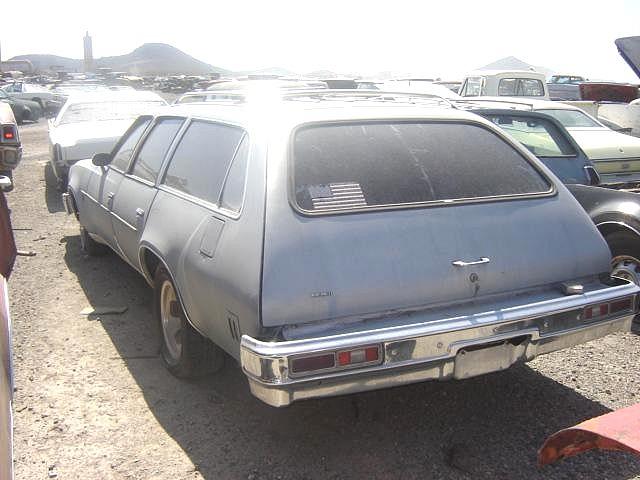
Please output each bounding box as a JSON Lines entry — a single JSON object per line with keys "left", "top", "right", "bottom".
{"left": 241, "top": 281, "right": 638, "bottom": 406}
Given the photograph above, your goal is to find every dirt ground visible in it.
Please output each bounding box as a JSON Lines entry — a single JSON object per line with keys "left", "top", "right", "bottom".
{"left": 6, "top": 120, "right": 640, "bottom": 479}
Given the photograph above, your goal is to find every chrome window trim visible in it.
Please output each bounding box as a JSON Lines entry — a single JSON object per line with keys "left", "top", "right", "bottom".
{"left": 287, "top": 118, "right": 557, "bottom": 217}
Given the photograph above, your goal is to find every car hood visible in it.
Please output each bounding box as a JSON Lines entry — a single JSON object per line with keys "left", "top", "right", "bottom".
{"left": 49, "top": 119, "right": 135, "bottom": 148}
{"left": 616, "top": 36, "right": 640, "bottom": 79}
{"left": 567, "top": 128, "right": 640, "bottom": 159}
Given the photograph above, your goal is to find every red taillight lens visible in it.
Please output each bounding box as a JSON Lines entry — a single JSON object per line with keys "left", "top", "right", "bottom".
{"left": 337, "top": 345, "right": 380, "bottom": 366}
{"left": 290, "top": 353, "right": 335, "bottom": 374}
{"left": 610, "top": 297, "right": 634, "bottom": 314}
{"left": 2, "top": 126, "right": 16, "bottom": 140}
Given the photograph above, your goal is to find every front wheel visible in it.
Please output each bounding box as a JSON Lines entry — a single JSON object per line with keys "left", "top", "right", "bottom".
{"left": 153, "top": 266, "right": 224, "bottom": 378}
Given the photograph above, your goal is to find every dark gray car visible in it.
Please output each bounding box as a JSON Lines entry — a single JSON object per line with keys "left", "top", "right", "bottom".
{"left": 64, "top": 91, "right": 639, "bottom": 406}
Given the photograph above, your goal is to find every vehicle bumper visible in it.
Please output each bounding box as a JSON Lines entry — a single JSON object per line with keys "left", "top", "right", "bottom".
{"left": 241, "top": 281, "right": 638, "bottom": 407}
{"left": 0, "top": 146, "right": 22, "bottom": 171}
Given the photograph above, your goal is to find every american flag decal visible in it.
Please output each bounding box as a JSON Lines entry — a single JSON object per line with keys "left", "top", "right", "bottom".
{"left": 311, "top": 182, "right": 367, "bottom": 210}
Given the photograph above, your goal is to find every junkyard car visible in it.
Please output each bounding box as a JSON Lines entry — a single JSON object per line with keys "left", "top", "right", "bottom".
{"left": 64, "top": 91, "right": 639, "bottom": 406}
{"left": 48, "top": 90, "right": 166, "bottom": 189}
{"left": 471, "top": 107, "right": 640, "bottom": 293}
{"left": 1, "top": 82, "right": 60, "bottom": 113}
{"left": 0, "top": 105, "right": 21, "bottom": 189}
{"left": 458, "top": 98, "right": 640, "bottom": 188}
{"left": 0, "top": 89, "right": 42, "bottom": 125}
{"left": 0, "top": 175, "right": 16, "bottom": 479}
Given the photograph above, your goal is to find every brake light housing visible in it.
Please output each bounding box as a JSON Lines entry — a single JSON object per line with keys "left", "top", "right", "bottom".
{"left": 289, "top": 344, "right": 383, "bottom": 377}
{"left": 1, "top": 125, "right": 17, "bottom": 142}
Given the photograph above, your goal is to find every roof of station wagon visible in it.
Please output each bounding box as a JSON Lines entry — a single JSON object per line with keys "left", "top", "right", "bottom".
{"left": 161, "top": 93, "right": 494, "bottom": 130}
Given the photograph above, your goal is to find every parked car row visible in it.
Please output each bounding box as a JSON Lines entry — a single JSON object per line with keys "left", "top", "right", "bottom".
{"left": 62, "top": 90, "right": 640, "bottom": 406}
{"left": 48, "top": 90, "right": 166, "bottom": 190}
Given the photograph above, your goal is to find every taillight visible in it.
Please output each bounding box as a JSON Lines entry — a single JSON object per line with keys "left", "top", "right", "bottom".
{"left": 337, "top": 345, "right": 380, "bottom": 366}
{"left": 290, "top": 353, "right": 334, "bottom": 374}
{"left": 2, "top": 126, "right": 16, "bottom": 141}
{"left": 290, "top": 344, "right": 383, "bottom": 377}
{"left": 582, "top": 297, "right": 634, "bottom": 321}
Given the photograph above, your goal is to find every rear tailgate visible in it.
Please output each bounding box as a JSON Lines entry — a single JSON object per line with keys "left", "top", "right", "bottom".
{"left": 261, "top": 120, "right": 611, "bottom": 328}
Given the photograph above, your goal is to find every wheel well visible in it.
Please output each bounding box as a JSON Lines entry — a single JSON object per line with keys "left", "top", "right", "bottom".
{"left": 140, "top": 247, "right": 161, "bottom": 283}
{"left": 598, "top": 222, "right": 640, "bottom": 241}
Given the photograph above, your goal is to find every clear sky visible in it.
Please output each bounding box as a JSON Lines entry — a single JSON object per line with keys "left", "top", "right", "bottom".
{"left": 1, "top": 0, "right": 639, "bottom": 81}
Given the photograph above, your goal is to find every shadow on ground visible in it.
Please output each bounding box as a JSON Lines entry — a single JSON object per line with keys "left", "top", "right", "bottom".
{"left": 44, "top": 163, "right": 64, "bottom": 214}
{"left": 62, "top": 235, "right": 640, "bottom": 480}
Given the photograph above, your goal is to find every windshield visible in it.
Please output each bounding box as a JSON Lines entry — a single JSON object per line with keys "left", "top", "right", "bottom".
{"left": 537, "top": 109, "right": 601, "bottom": 128}
{"left": 293, "top": 122, "right": 551, "bottom": 213}
{"left": 58, "top": 101, "right": 165, "bottom": 125}
{"left": 483, "top": 114, "right": 577, "bottom": 157}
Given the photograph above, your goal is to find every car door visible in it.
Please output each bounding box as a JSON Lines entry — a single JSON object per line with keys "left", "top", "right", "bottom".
{"left": 146, "top": 120, "right": 246, "bottom": 346}
{"left": 110, "top": 117, "right": 185, "bottom": 269}
{"left": 82, "top": 117, "right": 152, "bottom": 247}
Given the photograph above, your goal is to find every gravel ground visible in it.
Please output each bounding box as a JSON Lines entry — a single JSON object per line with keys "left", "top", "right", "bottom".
{"left": 6, "top": 120, "right": 640, "bottom": 479}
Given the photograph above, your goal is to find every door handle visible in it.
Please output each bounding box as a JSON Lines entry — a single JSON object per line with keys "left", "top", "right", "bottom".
{"left": 452, "top": 257, "right": 490, "bottom": 267}
{"left": 135, "top": 208, "right": 145, "bottom": 217}
{"left": 107, "top": 192, "right": 115, "bottom": 199}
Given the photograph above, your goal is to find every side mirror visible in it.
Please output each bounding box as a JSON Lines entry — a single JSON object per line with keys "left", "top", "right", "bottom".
{"left": 92, "top": 153, "right": 111, "bottom": 167}
{"left": 0, "top": 176, "right": 12, "bottom": 192}
{"left": 584, "top": 165, "right": 601, "bottom": 186}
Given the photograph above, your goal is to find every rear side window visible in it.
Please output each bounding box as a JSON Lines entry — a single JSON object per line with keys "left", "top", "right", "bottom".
{"left": 220, "top": 135, "right": 249, "bottom": 213}
{"left": 110, "top": 118, "right": 151, "bottom": 171}
{"left": 130, "top": 118, "right": 184, "bottom": 182}
{"left": 293, "top": 122, "right": 551, "bottom": 213}
{"left": 483, "top": 115, "right": 576, "bottom": 157}
{"left": 163, "top": 121, "right": 244, "bottom": 204}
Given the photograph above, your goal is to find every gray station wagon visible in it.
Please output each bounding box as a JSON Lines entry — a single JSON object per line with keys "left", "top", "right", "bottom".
{"left": 63, "top": 91, "right": 639, "bottom": 407}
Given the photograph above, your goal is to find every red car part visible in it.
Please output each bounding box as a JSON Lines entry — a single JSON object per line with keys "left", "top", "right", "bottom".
{"left": 538, "top": 403, "right": 640, "bottom": 466}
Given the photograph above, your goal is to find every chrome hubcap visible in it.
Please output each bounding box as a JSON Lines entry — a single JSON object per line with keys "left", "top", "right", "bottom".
{"left": 611, "top": 255, "right": 640, "bottom": 286}
{"left": 160, "top": 281, "right": 183, "bottom": 361}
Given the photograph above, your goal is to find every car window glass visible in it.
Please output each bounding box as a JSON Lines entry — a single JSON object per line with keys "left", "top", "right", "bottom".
{"left": 498, "top": 78, "right": 517, "bottom": 96}
{"left": 484, "top": 115, "right": 576, "bottom": 157}
{"left": 220, "top": 135, "right": 249, "bottom": 213}
{"left": 163, "top": 121, "right": 244, "bottom": 204}
{"left": 462, "top": 77, "right": 482, "bottom": 96}
{"left": 537, "top": 109, "right": 601, "bottom": 128}
{"left": 130, "top": 118, "right": 184, "bottom": 183}
{"left": 293, "top": 122, "right": 551, "bottom": 213}
{"left": 518, "top": 79, "right": 544, "bottom": 96}
{"left": 110, "top": 118, "right": 152, "bottom": 171}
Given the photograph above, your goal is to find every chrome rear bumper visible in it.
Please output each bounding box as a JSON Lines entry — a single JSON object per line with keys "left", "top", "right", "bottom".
{"left": 241, "top": 281, "right": 638, "bottom": 407}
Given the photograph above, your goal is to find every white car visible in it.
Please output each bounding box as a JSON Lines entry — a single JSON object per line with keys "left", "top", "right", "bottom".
{"left": 457, "top": 97, "right": 640, "bottom": 187}
{"left": 48, "top": 90, "right": 166, "bottom": 189}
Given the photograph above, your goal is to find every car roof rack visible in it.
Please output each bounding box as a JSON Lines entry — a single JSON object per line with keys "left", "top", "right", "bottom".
{"left": 280, "top": 89, "right": 453, "bottom": 108}
{"left": 453, "top": 98, "right": 535, "bottom": 111}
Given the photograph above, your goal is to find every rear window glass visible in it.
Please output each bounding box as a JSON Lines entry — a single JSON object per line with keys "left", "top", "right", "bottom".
{"left": 293, "top": 122, "right": 551, "bottom": 213}
{"left": 498, "top": 78, "right": 545, "bottom": 97}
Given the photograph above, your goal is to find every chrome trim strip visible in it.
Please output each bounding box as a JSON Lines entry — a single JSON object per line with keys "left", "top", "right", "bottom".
{"left": 110, "top": 211, "right": 137, "bottom": 232}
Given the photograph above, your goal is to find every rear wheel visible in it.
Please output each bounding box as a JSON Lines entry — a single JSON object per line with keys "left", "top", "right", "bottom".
{"left": 79, "top": 226, "right": 107, "bottom": 256}
{"left": 607, "top": 231, "right": 640, "bottom": 286}
{"left": 606, "top": 230, "right": 640, "bottom": 325}
{"left": 154, "top": 266, "right": 224, "bottom": 378}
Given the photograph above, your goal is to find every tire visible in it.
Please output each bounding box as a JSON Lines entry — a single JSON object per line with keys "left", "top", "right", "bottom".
{"left": 153, "top": 265, "right": 224, "bottom": 378}
{"left": 79, "top": 226, "right": 108, "bottom": 256}
{"left": 606, "top": 230, "right": 640, "bottom": 324}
